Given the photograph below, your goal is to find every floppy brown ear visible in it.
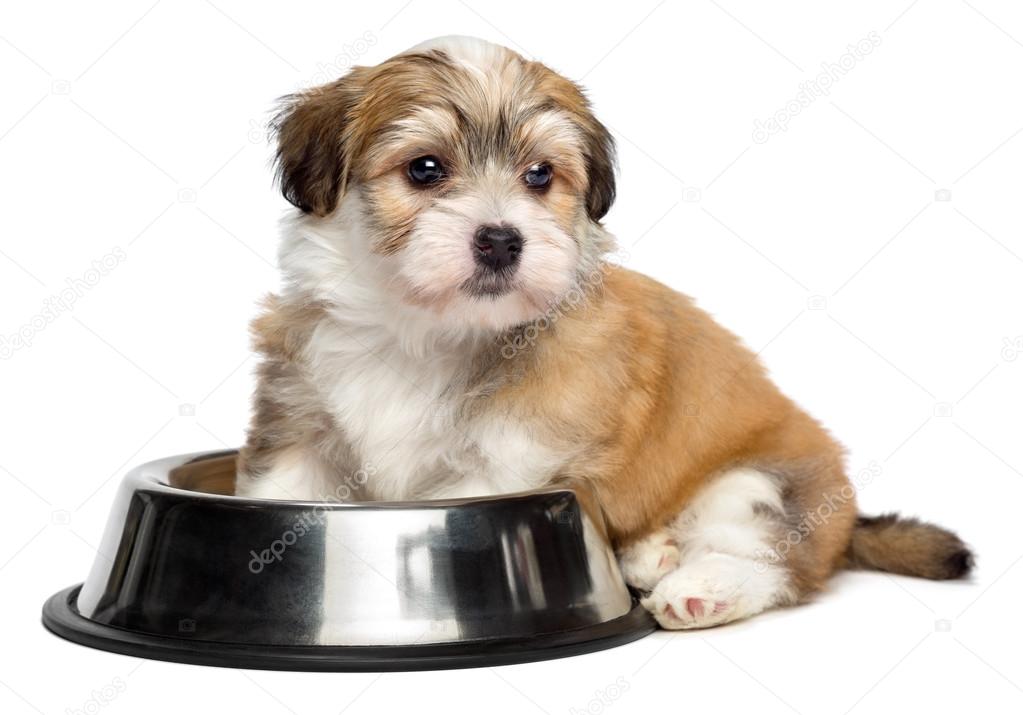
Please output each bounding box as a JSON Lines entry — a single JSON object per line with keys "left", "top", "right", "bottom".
{"left": 525, "top": 60, "right": 618, "bottom": 222}
{"left": 271, "top": 74, "right": 363, "bottom": 217}
{"left": 581, "top": 118, "right": 617, "bottom": 221}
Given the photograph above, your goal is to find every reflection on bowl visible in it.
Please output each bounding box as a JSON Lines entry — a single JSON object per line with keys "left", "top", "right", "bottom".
{"left": 43, "top": 450, "right": 654, "bottom": 670}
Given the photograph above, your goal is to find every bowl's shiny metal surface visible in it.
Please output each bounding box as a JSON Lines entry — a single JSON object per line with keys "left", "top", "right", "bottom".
{"left": 45, "top": 450, "right": 653, "bottom": 668}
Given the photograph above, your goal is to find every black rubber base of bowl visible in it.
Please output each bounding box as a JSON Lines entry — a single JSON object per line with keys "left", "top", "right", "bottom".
{"left": 42, "top": 585, "right": 657, "bottom": 672}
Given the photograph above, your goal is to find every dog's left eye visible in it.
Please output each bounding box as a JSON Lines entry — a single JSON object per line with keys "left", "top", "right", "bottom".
{"left": 408, "top": 156, "right": 445, "bottom": 185}
{"left": 524, "top": 163, "right": 553, "bottom": 188}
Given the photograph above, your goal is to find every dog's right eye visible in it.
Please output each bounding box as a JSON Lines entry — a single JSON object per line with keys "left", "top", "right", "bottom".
{"left": 408, "top": 156, "right": 445, "bottom": 185}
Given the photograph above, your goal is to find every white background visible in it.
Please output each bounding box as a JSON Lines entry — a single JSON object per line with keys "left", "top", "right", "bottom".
{"left": 3, "top": 1, "right": 1023, "bottom": 713}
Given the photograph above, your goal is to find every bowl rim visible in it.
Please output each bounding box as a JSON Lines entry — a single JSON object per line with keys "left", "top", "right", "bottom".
{"left": 141, "top": 449, "right": 601, "bottom": 511}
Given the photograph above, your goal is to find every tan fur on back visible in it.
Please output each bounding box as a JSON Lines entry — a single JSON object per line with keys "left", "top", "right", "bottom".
{"left": 490, "top": 266, "right": 856, "bottom": 593}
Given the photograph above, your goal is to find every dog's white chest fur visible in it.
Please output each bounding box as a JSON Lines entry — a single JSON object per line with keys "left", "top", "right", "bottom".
{"left": 304, "top": 319, "right": 561, "bottom": 501}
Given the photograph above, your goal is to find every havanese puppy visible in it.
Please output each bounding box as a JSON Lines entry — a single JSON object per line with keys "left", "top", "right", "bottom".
{"left": 236, "top": 36, "right": 972, "bottom": 629}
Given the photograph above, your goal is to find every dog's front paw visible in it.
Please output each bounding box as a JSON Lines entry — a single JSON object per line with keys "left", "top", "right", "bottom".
{"left": 617, "top": 530, "right": 681, "bottom": 591}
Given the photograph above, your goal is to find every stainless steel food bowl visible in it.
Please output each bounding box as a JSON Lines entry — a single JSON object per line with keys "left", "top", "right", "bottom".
{"left": 43, "top": 450, "right": 654, "bottom": 670}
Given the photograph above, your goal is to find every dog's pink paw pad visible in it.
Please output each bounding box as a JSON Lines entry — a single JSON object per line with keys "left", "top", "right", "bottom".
{"left": 651, "top": 595, "right": 735, "bottom": 629}
{"left": 685, "top": 597, "right": 705, "bottom": 619}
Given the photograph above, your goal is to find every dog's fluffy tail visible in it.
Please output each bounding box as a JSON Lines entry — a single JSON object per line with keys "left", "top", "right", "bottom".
{"left": 846, "top": 513, "right": 974, "bottom": 580}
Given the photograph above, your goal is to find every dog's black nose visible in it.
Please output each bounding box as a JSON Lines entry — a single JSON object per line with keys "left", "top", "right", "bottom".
{"left": 473, "top": 225, "right": 522, "bottom": 272}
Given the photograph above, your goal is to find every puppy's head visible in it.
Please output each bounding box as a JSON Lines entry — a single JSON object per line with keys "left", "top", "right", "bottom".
{"left": 273, "top": 36, "right": 615, "bottom": 331}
